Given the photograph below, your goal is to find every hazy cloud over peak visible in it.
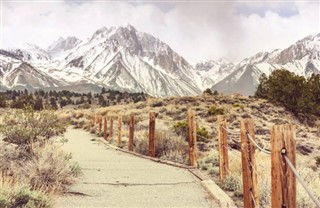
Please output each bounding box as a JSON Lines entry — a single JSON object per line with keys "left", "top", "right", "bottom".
{"left": 1, "top": 1, "right": 319, "bottom": 63}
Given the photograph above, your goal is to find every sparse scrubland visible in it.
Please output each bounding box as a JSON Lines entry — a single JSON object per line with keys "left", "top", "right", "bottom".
{"left": 0, "top": 107, "right": 81, "bottom": 207}
{"left": 62, "top": 91, "right": 320, "bottom": 207}
{"left": 0, "top": 69, "right": 319, "bottom": 207}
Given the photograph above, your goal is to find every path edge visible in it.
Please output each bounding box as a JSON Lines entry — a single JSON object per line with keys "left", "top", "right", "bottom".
{"left": 97, "top": 137, "right": 237, "bottom": 208}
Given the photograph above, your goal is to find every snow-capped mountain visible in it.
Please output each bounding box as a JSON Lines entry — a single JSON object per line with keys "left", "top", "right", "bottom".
{"left": 9, "top": 43, "right": 51, "bottom": 63}
{"left": 212, "top": 33, "right": 320, "bottom": 96}
{"left": 0, "top": 50, "right": 64, "bottom": 90}
{"left": 55, "top": 25, "right": 202, "bottom": 96}
{"left": 0, "top": 25, "right": 319, "bottom": 97}
{"left": 47, "top": 36, "right": 82, "bottom": 60}
{"left": 195, "top": 58, "right": 234, "bottom": 89}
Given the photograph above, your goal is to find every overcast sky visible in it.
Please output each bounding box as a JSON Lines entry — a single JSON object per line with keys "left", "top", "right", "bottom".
{"left": 0, "top": 0, "right": 319, "bottom": 63}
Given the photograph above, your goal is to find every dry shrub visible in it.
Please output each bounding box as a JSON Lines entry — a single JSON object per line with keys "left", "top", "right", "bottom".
{"left": 0, "top": 142, "right": 81, "bottom": 195}
{"left": 134, "top": 130, "right": 188, "bottom": 164}
{"left": 296, "top": 167, "right": 320, "bottom": 208}
{"left": 16, "top": 142, "right": 81, "bottom": 194}
{"left": 222, "top": 172, "right": 243, "bottom": 197}
{"left": 0, "top": 185, "right": 52, "bottom": 208}
{"left": 122, "top": 113, "right": 146, "bottom": 125}
{"left": 198, "top": 150, "right": 219, "bottom": 171}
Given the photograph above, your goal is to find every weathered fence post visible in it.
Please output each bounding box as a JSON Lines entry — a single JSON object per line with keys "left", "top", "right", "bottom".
{"left": 98, "top": 116, "right": 102, "bottom": 133}
{"left": 92, "top": 115, "right": 95, "bottom": 125}
{"left": 95, "top": 115, "right": 98, "bottom": 124}
{"left": 149, "top": 112, "right": 156, "bottom": 157}
{"left": 187, "top": 109, "right": 197, "bottom": 167}
{"left": 271, "top": 125, "right": 296, "bottom": 208}
{"left": 110, "top": 117, "right": 113, "bottom": 140}
{"left": 104, "top": 117, "right": 107, "bottom": 140}
{"left": 217, "top": 115, "right": 229, "bottom": 184}
{"left": 117, "top": 115, "right": 122, "bottom": 146}
{"left": 240, "top": 118, "right": 259, "bottom": 208}
{"left": 129, "top": 113, "right": 134, "bottom": 151}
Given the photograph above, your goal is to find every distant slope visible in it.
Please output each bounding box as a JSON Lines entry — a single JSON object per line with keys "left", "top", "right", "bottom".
{"left": 212, "top": 33, "right": 320, "bottom": 95}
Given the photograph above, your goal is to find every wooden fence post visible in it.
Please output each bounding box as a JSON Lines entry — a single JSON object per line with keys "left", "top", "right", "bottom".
{"left": 240, "top": 119, "right": 259, "bottom": 208}
{"left": 128, "top": 113, "right": 134, "bottom": 151}
{"left": 271, "top": 125, "right": 296, "bottom": 208}
{"left": 98, "top": 116, "right": 102, "bottom": 133}
{"left": 217, "top": 115, "right": 229, "bottom": 185}
{"left": 110, "top": 117, "right": 113, "bottom": 140}
{"left": 187, "top": 109, "right": 197, "bottom": 167}
{"left": 149, "top": 112, "right": 156, "bottom": 157}
{"left": 103, "top": 117, "right": 107, "bottom": 140}
{"left": 92, "top": 115, "right": 95, "bottom": 125}
{"left": 117, "top": 115, "right": 122, "bottom": 146}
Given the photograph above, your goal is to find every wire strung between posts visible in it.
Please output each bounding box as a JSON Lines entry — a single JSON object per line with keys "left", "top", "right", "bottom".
{"left": 221, "top": 126, "right": 240, "bottom": 135}
{"left": 197, "top": 121, "right": 214, "bottom": 129}
{"left": 250, "top": 192, "right": 257, "bottom": 207}
{"left": 196, "top": 134, "right": 208, "bottom": 140}
{"left": 248, "top": 160, "right": 271, "bottom": 197}
{"left": 245, "top": 132, "right": 271, "bottom": 154}
{"left": 282, "top": 154, "right": 320, "bottom": 208}
{"left": 222, "top": 145, "right": 241, "bottom": 158}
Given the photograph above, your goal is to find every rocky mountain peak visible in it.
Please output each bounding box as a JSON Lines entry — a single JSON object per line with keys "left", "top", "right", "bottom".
{"left": 47, "top": 36, "right": 82, "bottom": 60}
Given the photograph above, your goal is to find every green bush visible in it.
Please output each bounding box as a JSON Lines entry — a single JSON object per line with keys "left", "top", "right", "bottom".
{"left": 196, "top": 126, "right": 209, "bottom": 142}
{"left": 255, "top": 70, "right": 320, "bottom": 119}
{"left": 232, "top": 103, "right": 244, "bottom": 110}
{"left": 0, "top": 186, "right": 52, "bottom": 208}
{"left": 207, "top": 106, "right": 224, "bottom": 116}
{"left": 172, "top": 121, "right": 188, "bottom": 139}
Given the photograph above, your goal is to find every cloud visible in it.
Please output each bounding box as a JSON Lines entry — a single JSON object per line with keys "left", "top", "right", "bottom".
{"left": 1, "top": 1, "right": 319, "bottom": 63}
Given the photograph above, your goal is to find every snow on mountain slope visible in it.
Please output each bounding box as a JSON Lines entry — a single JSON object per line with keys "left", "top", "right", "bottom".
{"left": 8, "top": 43, "right": 51, "bottom": 63}
{"left": 57, "top": 25, "right": 202, "bottom": 97}
{"left": 1, "top": 25, "right": 319, "bottom": 97}
{"left": 212, "top": 33, "right": 320, "bottom": 96}
{"left": 47, "top": 36, "right": 82, "bottom": 60}
{"left": 0, "top": 50, "right": 64, "bottom": 90}
{"left": 195, "top": 59, "right": 234, "bottom": 89}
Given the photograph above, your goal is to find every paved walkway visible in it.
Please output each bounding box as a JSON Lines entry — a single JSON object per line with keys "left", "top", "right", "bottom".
{"left": 55, "top": 128, "right": 217, "bottom": 208}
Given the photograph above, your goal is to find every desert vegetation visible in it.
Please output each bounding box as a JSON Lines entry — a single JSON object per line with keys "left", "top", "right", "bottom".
{"left": 0, "top": 106, "right": 81, "bottom": 207}
{"left": 64, "top": 90, "right": 320, "bottom": 207}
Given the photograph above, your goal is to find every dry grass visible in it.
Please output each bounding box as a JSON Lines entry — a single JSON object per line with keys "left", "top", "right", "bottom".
{"left": 0, "top": 142, "right": 81, "bottom": 195}
{"left": 0, "top": 184, "right": 52, "bottom": 208}
{"left": 63, "top": 94, "right": 320, "bottom": 207}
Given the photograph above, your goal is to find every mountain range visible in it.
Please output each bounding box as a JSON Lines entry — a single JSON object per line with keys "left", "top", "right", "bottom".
{"left": 0, "top": 24, "right": 319, "bottom": 97}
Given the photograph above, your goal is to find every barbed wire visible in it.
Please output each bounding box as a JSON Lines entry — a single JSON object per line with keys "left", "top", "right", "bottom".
{"left": 282, "top": 154, "right": 320, "bottom": 207}
{"left": 246, "top": 132, "right": 271, "bottom": 154}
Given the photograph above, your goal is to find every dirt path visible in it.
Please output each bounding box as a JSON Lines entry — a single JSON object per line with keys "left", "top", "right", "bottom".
{"left": 54, "top": 128, "right": 218, "bottom": 208}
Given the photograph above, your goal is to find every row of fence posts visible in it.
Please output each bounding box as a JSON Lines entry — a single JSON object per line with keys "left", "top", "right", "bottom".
{"left": 218, "top": 115, "right": 299, "bottom": 208}
{"left": 92, "top": 110, "right": 301, "bottom": 208}
{"left": 92, "top": 110, "right": 198, "bottom": 161}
